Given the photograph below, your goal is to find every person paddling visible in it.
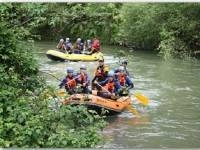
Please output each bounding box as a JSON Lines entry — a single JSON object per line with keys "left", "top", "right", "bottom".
{"left": 121, "top": 60, "right": 130, "bottom": 76}
{"left": 92, "top": 57, "right": 109, "bottom": 90}
{"left": 88, "top": 37, "right": 100, "bottom": 55}
{"left": 59, "top": 67, "right": 78, "bottom": 95}
{"left": 65, "top": 37, "right": 73, "bottom": 53}
{"left": 83, "top": 39, "right": 92, "bottom": 52}
{"left": 73, "top": 38, "right": 84, "bottom": 54}
{"left": 76, "top": 64, "right": 90, "bottom": 94}
{"left": 93, "top": 70, "right": 122, "bottom": 99}
{"left": 115, "top": 66, "right": 134, "bottom": 96}
{"left": 56, "top": 38, "right": 66, "bottom": 52}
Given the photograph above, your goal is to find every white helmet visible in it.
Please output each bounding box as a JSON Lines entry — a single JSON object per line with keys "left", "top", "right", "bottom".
{"left": 60, "top": 39, "right": 64, "bottom": 42}
{"left": 87, "top": 39, "right": 91, "bottom": 43}
{"left": 66, "top": 38, "right": 70, "bottom": 41}
{"left": 108, "top": 70, "right": 115, "bottom": 77}
{"left": 119, "top": 66, "right": 125, "bottom": 72}
{"left": 77, "top": 38, "right": 81, "bottom": 42}
{"left": 80, "top": 64, "right": 86, "bottom": 70}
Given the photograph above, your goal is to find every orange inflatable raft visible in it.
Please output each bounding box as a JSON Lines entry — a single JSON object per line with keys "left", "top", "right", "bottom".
{"left": 62, "top": 94, "right": 131, "bottom": 115}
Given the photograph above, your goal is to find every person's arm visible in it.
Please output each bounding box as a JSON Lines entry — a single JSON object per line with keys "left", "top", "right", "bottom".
{"left": 78, "top": 73, "right": 90, "bottom": 86}
{"left": 59, "top": 78, "right": 67, "bottom": 88}
{"left": 126, "top": 76, "right": 134, "bottom": 89}
{"left": 103, "top": 65, "right": 109, "bottom": 77}
{"left": 114, "top": 80, "right": 122, "bottom": 95}
{"left": 88, "top": 47, "right": 95, "bottom": 54}
{"left": 63, "top": 43, "right": 67, "bottom": 50}
{"left": 69, "top": 43, "right": 72, "bottom": 49}
{"left": 83, "top": 42, "right": 86, "bottom": 51}
{"left": 85, "top": 74, "right": 90, "bottom": 86}
{"left": 126, "top": 70, "right": 130, "bottom": 76}
{"left": 92, "top": 75, "right": 97, "bottom": 83}
{"left": 75, "top": 73, "right": 81, "bottom": 83}
{"left": 97, "top": 78, "right": 108, "bottom": 86}
{"left": 57, "top": 42, "right": 61, "bottom": 49}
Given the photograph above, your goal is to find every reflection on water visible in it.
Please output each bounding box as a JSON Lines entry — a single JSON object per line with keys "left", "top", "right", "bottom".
{"left": 35, "top": 42, "right": 200, "bottom": 148}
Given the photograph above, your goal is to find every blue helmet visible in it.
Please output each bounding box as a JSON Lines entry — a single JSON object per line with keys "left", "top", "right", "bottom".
{"left": 108, "top": 70, "right": 115, "bottom": 77}
{"left": 67, "top": 67, "right": 73, "bottom": 73}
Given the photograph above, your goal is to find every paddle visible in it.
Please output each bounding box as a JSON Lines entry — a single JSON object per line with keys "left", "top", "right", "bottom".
{"left": 118, "top": 83, "right": 149, "bottom": 106}
{"left": 57, "top": 88, "right": 66, "bottom": 97}
{"left": 82, "top": 51, "right": 91, "bottom": 55}
{"left": 95, "top": 82, "right": 111, "bottom": 94}
{"left": 126, "top": 105, "right": 139, "bottom": 116}
{"left": 94, "top": 81, "right": 119, "bottom": 99}
{"left": 57, "top": 75, "right": 80, "bottom": 96}
{"left": 94, "top": 81, "right": 140, "bottom": 116}
{"left": 133, "top": 92, "right": 149, "bottom": 106}
{"left": 39, "top": 70, "right": 61, "bottom": 81}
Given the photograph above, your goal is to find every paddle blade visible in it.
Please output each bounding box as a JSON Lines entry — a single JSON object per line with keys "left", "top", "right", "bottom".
{"left": 134, "top": 92, "right": 149, "bottom": 106}
{"left": 126, "top": 105, "right": 139, "bottom": 116}
{"left": 57, "top": 89, "right": 66, "bottom": 97}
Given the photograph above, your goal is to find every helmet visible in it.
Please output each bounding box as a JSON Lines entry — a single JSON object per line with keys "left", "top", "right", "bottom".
{"left": 107, "top": 70, "right": 115, "bottom": 77}
{"left": 60, "top": 39, "right": 64, "bottom": 42}
{"left": 119, "top": 66, "right": 125, "bottom": 72}
{"left": 121, "top": 60, "right": 128, "bottom": 65}
{"left": 66, "top": 38, "right": 70, "bottom": 41}
{"left": 87, "top": 39, "right": 91, "bottom": 43}
{"left": 80, "top": 64, "right": 86, "bottom": 70}
{"left": 77, "top": 38, "right": 81, "bottom": 42}
{"left": 66, "top": 67, "right": 73, "bottom": 73}
{"left": 98, "top": 57, "right": 104, "bottom": 62}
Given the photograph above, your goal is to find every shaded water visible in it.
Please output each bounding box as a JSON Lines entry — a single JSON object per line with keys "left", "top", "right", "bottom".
{"left": 34, "top": 41, "right": 200, "bottom": 148}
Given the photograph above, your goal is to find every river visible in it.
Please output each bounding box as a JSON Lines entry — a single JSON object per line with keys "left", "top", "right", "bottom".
{"left": 34, "top": 41, "right": 200, "bottom": 148}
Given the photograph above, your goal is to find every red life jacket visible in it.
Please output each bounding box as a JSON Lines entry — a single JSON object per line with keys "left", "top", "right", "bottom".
{"left": 118, "top": 73, "right": 126, "bottom": 86}
{"left": 95, "top": 65, "right": 108, "bottom": 78}
{"left": 78, "top": 73, "right": 87, "bottom": 84}
{"left": 92, "top": 39, "right": 100, "bottom": 51}
{"left": 65, "top": 76, "right": 76, "bottom": 89}
{"left": 104, "top": 81, "right": 115, "bottom": 93}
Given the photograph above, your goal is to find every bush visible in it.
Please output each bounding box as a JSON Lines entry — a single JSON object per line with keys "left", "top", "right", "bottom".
{"left": 0, "top": 20, "right": 106, "bottom": 148}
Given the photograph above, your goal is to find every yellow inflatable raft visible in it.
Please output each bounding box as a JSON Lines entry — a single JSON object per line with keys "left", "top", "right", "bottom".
{"left": 46, "top": 50, "right": 103, "bottom": 61}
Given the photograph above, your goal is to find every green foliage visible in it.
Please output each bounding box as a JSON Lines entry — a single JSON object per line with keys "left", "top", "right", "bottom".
{"left": 0, "top": 3, "right": 48, "bottom": 40}
{"left": 47, "top": 3, "right": 122, "bottom": 44}
{"left": 0, "top": 10, "right": 107, "bottom": 148}
{"left": 118, "top": 3, "right": 200, "bottom": 59}
{"left": 157, "top": 28, "right": 188, "bottom": 60}
{"left": 2, "top": 3, "right": 200, "bottom": 59}
{"left": 3, "top": 3, "right": 122, "bottom": 44}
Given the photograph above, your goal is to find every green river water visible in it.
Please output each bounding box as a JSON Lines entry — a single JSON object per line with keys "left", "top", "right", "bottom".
{"left": 35, "top": 41, "right": 200, "bottom": 148}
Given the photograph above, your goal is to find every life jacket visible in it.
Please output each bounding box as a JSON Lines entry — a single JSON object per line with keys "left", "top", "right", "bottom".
{"left": 65, "top": 76, "right": 76, "bottom": 89}
{"left": 92, "top": 39, "right": 100, "bottom": 51}
{"left": 78, "top": 73, "right": 87, "bottom": 84}
{"left": 58, "top": 42, "right": 65, "bottom": 50}
{"left": 104, "top": 81, "right": 115, "bottom": 93}
{"left": 77, "top": 42, "right": 84, "bottom": 50}
{"left": 87, "top": 42, "right": 92, "bottom": 49}
{"left": 95, "top": 64, "right": 109, "bottom": 79}
{"left": 118, "top": 73, "right": 126, "bottom": 86}
{"left": 65, "top": 42, "right": 72, "bottom": 50}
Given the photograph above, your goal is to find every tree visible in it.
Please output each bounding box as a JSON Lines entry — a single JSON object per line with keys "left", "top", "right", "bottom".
{"left": 0, "top": 4, "right": 107, "bottom": 148}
